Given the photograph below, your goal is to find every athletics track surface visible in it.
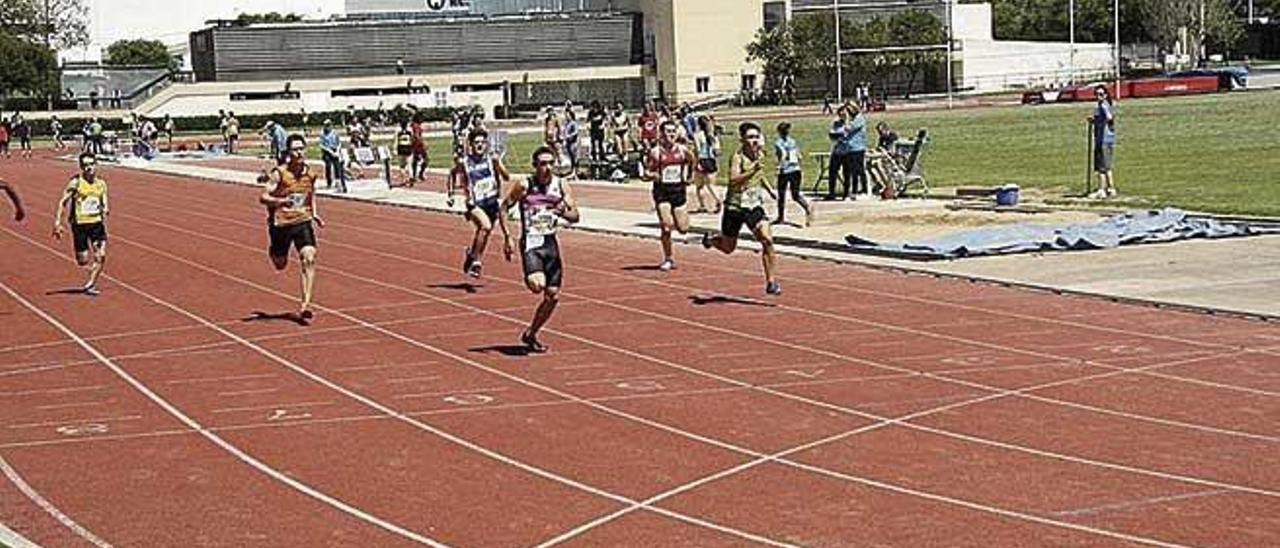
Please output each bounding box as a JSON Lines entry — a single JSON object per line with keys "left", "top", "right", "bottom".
{"left": 0, "top": 151, "right": 1278, "bottom": 547}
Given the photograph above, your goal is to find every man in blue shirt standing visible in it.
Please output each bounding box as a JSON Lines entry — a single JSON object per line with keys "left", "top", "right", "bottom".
{"left": 1089, "top": 85, "right": 1117, "bottom": 198}
{"left": 266, "top": 121, "right": 289, "bottom": 165}
{"left": 826, "top": 103, "right": 867, "bottom": 200}
{"left": 318, "top": 120, "right": 345, "bottom": 191}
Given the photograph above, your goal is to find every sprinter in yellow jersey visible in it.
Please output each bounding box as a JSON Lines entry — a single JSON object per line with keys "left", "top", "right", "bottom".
{"left": 701, "top": 122, "right": 782, "bottom": 296}
{"left": 260, "top": 134, "right": 325, "bottom": 321}
{"left": 52, "top": 153, "right": 109, "bottom": 296}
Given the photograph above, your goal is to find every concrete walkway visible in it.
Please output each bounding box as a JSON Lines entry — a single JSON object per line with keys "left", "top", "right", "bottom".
{"left": 122, "top": 155, "right": 1280, "bottom": 321}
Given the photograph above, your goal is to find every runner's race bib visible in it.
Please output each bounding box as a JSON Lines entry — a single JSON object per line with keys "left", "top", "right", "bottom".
{"left": 287, "top": 192, "right": 308, "bottom": 209}
{"left": 661, "top": 164, "right": 684, "bottom": 185}
{"left": 741, "top": 187, "right": 764, "bottom": 209}
{"left": 79, "top": 197, "right": 102, "bottom": 215}
{"left": 472, "top": 178, "right": 496, "bottom": 201}
{"left": 525, "top": 208, "right": 559, "bottom": 248}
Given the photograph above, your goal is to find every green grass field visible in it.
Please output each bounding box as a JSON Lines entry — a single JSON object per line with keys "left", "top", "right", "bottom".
{"left": 108, "top": 89, "right": 1277, "bottom": 216}
{"left": 469, "top": 90, "right": 1280, "bottom": 217}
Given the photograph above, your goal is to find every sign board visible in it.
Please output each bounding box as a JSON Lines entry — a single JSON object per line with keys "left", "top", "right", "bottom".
{"left": 425, "top": 0, "right": 470, "bottom": 11}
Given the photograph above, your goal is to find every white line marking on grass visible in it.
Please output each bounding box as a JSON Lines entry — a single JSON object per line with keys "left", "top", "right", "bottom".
{"left": 0, "top": 452, "right": 113, "bottom": 547}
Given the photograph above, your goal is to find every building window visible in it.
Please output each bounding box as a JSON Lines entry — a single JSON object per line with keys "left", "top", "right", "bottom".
{"left": 696, "top": 77, "right": 711, "bottom": 93}
{"left": 763, "top": 2, "right": 786, "bottom": 31}
{"left": 741, "top": 74, "right": 756, "bottom": 91}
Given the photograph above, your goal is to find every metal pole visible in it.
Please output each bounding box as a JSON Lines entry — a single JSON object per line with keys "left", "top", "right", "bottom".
{"left": 834, "top": 0, "right": 843, "bottom": 103}
{"left": 1113, "top": 0, "right": 1120, "bottom": 102}
{"left": 945, "top": 0, "right": 953, "bottom": 109}
{"left": 1069, "top": 0, "right": 1076, "bottom": 83}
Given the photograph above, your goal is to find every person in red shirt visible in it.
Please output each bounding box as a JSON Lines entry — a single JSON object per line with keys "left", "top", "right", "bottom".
{"left": 410, "top": 114, "right": 428, "bottom": 183}
{"left": 642, "top": 121, "right": 696, "bottom": 271}
{"left": 638, "top": 101, "right": 660, "bottom": 152}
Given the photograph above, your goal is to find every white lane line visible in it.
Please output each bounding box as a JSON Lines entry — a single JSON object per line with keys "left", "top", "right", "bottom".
{"left": 0, "top": 452, "right": 113, "bottom": 547}
{"left": 0, "top": 520, "right": 40, "bottom": 548}
{"left": 7, "top": 416, "right": 143, "bottom": 430}
{"left": 334, "top": 360, "right": 440, "bottom": 374}
{"left": 384, "top": 376, "right": 443, "bottom": 385}
{"left": 552, "top": 363, "right": 611, "bottom": 372}
{"left": 34, "top": 401, "right": 104, "bottom": 411}
{"left": 393, "top": 388, "right": 510, "bottom": 400}
{"left": 279, "top": 339, "right": 382, "bottom": 350}
{"left": 0, "top": 278, "right": 450, "bottom": 547}
{"left": 165, "top": 373, "right": 278, "bottom": 385}
{"left": 117, "top": 198, "right": 1276, "bottom": 539}
{"left": 1051, "top": 489, "right": 1232, "bottom": 517}
{"left": 211, "top": 401, "right": 336, "bottom": 414}
{"left": 0, "top": 385, "right": 108, "bottom": 397}
{"left": 564, "top": 375, "right": 678, "bottom": 387}
{"left": 217, "top": 388, "right": 281, "bottom": 397}
{"left": 701, "top": 350, "right": 761, "bottom": 361}
{"left": 102, "top": 226, "right": 798, "bottom": 547}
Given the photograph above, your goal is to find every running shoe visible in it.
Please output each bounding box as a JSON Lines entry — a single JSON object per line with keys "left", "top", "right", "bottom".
{"left": 83, "top": 284, "right": 100, "bottom": 297}
{"left": 765, "top": 281, "right": 782, "bottom": 296}
{"left": 468, "top": 261, "right": 483, "bottom": 278}
{"left": 462, "top": 247, "right": 474, "bottom": 275}
{"left": 1106, "top": 187, "right": 1118, "bottom": 197}
{"left": 521, "top": 330, "right": 548, "bottom": 353}
{"left": 658, "top": 258, "right": 675, "bottom": 272}
{"left": 300, "top": 309, "right": 314, "bottom": 320}
{"left": 701, "top": 233, "right": 713, "bottom": 249}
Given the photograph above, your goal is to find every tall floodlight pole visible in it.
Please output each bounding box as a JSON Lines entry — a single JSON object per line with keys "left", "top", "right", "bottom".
{"left": 834, "top": 0, "right": 844, "bottom": 103}
{"left": 1113, "top": 0, "right": 1121, "bottom": 101}
{"left": 946, "top": 0, "right": 954, "bottom": 109}
{"left": 1069, "top": 0, "right": 1076, "bottom": 83}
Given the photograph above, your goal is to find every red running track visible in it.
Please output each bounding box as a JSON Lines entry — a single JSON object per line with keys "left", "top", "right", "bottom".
{"left": 1, "top": 152, "right": 1278, "bottom": 547}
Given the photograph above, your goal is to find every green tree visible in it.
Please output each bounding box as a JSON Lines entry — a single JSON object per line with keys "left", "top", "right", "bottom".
{"left": 0, "top": 29, "right": 60, "bottom": 100}
{"left": 0, "top": 0, "right": 89, "bottom": 49}
{"left": 105, "top": 39, "right": 176, "bottom": 70}
{"left": 746, "top": 24, "right": 802, "bottom": 98}
{"left": 1135, "top": 0, "right": 1244, "bottom": 62}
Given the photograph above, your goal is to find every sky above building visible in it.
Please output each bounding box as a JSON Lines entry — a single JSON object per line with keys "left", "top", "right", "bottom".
{"left": 64, "top": 0, "right": 345, "bottom": 62}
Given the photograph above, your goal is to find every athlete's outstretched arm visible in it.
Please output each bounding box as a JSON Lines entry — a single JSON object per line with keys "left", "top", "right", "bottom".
{"left": 0, "top": 179, "right": 24, "bottom": 221}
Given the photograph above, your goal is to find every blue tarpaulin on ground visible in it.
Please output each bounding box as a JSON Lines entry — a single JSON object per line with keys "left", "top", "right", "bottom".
{"left": 845, "top": 208, "right": 1279, "bottom": 260}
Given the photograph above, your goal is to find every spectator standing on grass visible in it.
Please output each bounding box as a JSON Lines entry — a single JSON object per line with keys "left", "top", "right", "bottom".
{"left": 162, "top": 115, "right": 175, "bottom": 149}
{"left": 51, "top": 115, "right": 65, "bottom": 150}
{"left": 410, "top": 114, "right": 428, "bottom": 183}
{"left": 774, "top": 122, "right": 813, "bottom": 227}
{"left": 265, "top": 121, "right": 288, "bottom": 165}
{"left": 319, "top": 120, "right": 344, "bottom": 191}
{"left": 826, "top": 103, "right": 867, "bottom": 200}
{"left": 13, "top": 114, "right": 32, "bottom": 159}
{"left": 88, "top": 117, "right": 104, "bottom": 156}
{"left": 1089, "top": 85, "right": 1118, "bottom": 198}
{"left": 587, "top": 101, "right": 607, "bottom": 163}
{"left": 562, "top": 107, "right": 580, "bottom": 169}
{"left": 225, "top": 112, "right": 241, "bottom": 154}
{"left": 690, "top": 115, "right": 722, "bottom": 214}
{"left": 610, "top": 102, "right": 630, "bottom": 157}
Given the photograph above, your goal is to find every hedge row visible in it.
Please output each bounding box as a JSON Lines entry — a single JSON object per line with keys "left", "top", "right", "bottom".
{"left": 2, "top": 106, "right": 460, "bottom": 136}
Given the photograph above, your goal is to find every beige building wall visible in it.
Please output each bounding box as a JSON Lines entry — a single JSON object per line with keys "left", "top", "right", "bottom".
{"left": 642, "top": 0, "right": 765, "bottom": 103}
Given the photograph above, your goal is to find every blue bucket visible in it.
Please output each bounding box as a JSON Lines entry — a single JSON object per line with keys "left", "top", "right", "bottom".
{"left": 995, "top": 185, "right": 1020, "bottom": 206}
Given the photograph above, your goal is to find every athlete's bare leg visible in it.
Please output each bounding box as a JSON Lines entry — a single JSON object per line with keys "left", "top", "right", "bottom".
{"left": 298, "top": 246, "right": 317, "bottom": 317}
